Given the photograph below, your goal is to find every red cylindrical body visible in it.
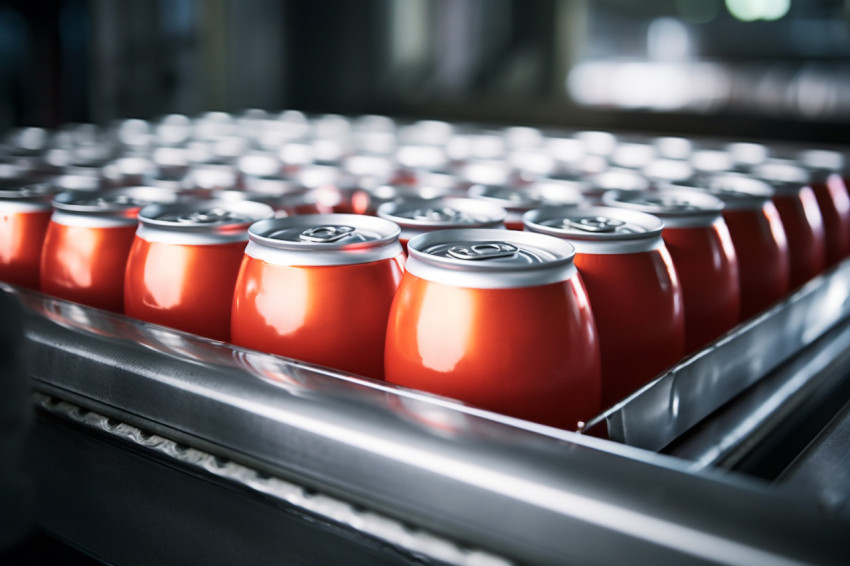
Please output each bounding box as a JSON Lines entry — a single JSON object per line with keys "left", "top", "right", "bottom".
{"left": 752, "top": 161, "right": 826, "bottom": 288}
{"left": 40, "top": 188, "right": 179, "bottom": 312}
{"left": 377, "top": 196, "right": 506, "bottom": 252}
{"left": 231, "top": 215, "right": 404, "bottom": 380}
{"left": 602, "top": 188, "right": 740, "bottom": 354}
{"left": 695, "top": 174, "right": 790, "bottom": 320}
{"left": 385, "top": 229, "right": 601, "bottom": 430}
{"left": 524, "top": 206, "right": 684, "bottom": 408}
{"left": 797, "top": 150, "right": 850, "bottom": 267}
{"left": 124, "top": 199, "right": 273, "bottom": 341}
{"left": 0, "top": 182, "right": 55, "bottom": 289}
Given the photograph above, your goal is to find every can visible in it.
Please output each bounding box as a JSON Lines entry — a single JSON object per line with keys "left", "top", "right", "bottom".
{"left": 377, "top": 196, "right": 507, "bottom": 251}
{"left": 694, "top": 174, "right": 790, "bottom": 320}
{"left": 602, "top": 188, "right": 740, "bottom": 354}
{"left": 468, "top": 182, "right": 585, "bottom": 230}
{"left": 352, "top": 180, "right": 458, "bottom": 216}
{"left": 40, "top": 187, "right": 181, "bottom": 312}
{"left": 797, "top": 150, "right": 850, "bottom": 267}
{"left": 0, "top": 181, "right": 55, "bottom": 289}
{"left": 751, "top": 160, "right": 826, "bottom": 288}
{"left": 124, "top": 199, "right": 273, "bottom": 341}
{"left": 583, "top": 168, "right": 651, "bottom": 203}
{"left": 231, "top": 214, "right": 404, "bottom": 380}
{"left": 385, "top": 228, "right": 601, "bottom": 429}
{"left": 523, "top": 206, "right": 684, "bottom": 408}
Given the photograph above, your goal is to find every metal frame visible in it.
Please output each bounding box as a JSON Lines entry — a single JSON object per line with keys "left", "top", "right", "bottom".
{"left": 6, "top": 281, "right": 850, "bottom": 565}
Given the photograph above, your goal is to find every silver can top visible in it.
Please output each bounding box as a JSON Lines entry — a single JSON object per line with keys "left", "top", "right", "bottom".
{"left": 246, "top": 214, "right": 402, "bottom": 266}
{"left": 690, "top": 173, "right": 774, "bottom": 210}
{"left": 584, "top": 168, "right": 651, "bottom": 200}
{"left": 377, "top": 197, "right": 506, "bottom": 231}
{"left": 50, "top": 186, "right": 183, "bottom": 227}
{"left": 602, "top": 188, "right": 724, "bottom": 228}
{"left": 138, "top": 199, "right": 273, "bottom": 244}
{"left": 0, "top": 181, "right": 55, "bottom": 211}
{"left": 523, "top": 205, "right": 664, "bottom": 255}
{"left": 405, "top": 228, "right": 578, "bottom": 289}
{"left": 750, "top": 160, "right": 812, "bottom": 195}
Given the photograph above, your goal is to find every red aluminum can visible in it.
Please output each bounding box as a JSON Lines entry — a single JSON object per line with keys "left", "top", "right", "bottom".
{"left": 695, "top": 174, "right": 790, "bottom": 320}
{"left": 124, "top": 199, "right": 273, "bottom": 341}
{"left": 524, "top": 206, "right": 684, "bottom": 408}
{"left": 231, "top": 214, "right": 405, "bottom": 380}
{"left": 40, "top": 187, "right": 181, "bottom": 312}
{"left": 385, "top": 228, "right": 601, "bottom": 429}
{"left": 602, "top": 188, "right": 740, "bottom": 354}
{"left": 377, "top": 196, "right": 507, "bottom": 251}
{"left": 0, "top": 181, "right": 55, "bottom": 289}
{"left": 751, "top": 160, "right": 826, "bottom": 288}
{"left": 468, "top": 181, "right": 586, "bottom": 230}
{"left": 797, "top": 150, "right": 850, "bottom": 267}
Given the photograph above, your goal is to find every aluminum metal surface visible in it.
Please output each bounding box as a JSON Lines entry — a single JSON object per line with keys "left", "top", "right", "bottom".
{"left": 137, "top": 199, "right": 274, "bottom": 244}
{"left": 377, "top": 197, "right": 507, "bottom": 229}
{"left": 32, "top": 392, "right": 510, "bottom": 566}
{"left": 601, "top": 188, "right": 724, "bottom": 229}
{"left": 523, "top": 205, "right": 665, "bottom": 255}
{"left": 9, "top": 283, "right": 849, "bottom": 565}
{"left": 405, "top": 228, "right": 578, "bottom": 289}
{"left": 0, "top": 182, "right": 54, "bottom": 211}
{"left": 688, "top": 173, "right": 774, "bottom": 210}
{"left": 751, "top": 160, "right": 812, "bottom": 194}
{"left": 581, "top": 259, "right": 850, "bottom": 452}
{"left": 246, "top": 214, "right": 402, "bottom": 266}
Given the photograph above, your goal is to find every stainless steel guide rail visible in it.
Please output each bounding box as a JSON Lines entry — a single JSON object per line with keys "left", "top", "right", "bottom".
{"left": 582, "top": 260, "right": 850, "bottom": 450}
{"left": 6, "top": 279, "right": 850, "bottom": 565}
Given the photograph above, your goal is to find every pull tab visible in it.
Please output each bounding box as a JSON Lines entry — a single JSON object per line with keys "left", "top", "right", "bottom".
{"left": 298, "top": 224, "right": 356, "bottom": 243}
{"left": 178, "top": 208, "right": 236, "bottom": 224}
{"left": 412, "top": 207, "right": 463, "bottom": 222}
{"left": 447, "top": 242, "right": 518, "bottom": 261}
{"left": 565, "top": 216, "right": 625, "bottom": 233}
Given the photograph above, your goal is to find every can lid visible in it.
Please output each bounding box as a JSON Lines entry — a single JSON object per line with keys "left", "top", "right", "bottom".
{"left": 797, "top": 149, "right": 844, "bottom": 173}
{"left": 53, "top": 186, "right": 180, "bottom": 214}
{"left": 246, "top": 214, "right": 402, "bottom": 266}
{"left": 405, "top": 228, "right": 577, "bottom": 289}
{"left": 691, "top": 173, "right": 774, "bottom": 209}
{"left": 726, "top": 142, "right": 769, "bottom": 167}
{"left": 138, "top": 199, "right": 273, "bottom": 243}
{"left": 643, "top": 159, "right": 694, "bottom": 183}
{"left": 211, "top": 189, "right": 281, "bottom": 208}
{"left": 653, "top": 137, "right": 693, "bottom": 160}
{"left": 377, "top": 197, "right": 506, "bottom": 229}
{"left": 691, "top": 150, "right": 734, "bottom": 174}
{"left": 602, "top": 188, "right": 724, "bottom": 228}
{"left": 751, "top": 160, "right": 811, "bottom": 194}
{"left": 0, "top": 181, "right": 55, "bottom": 209}
{"left": 523, "top": 205, "right": 664, "bottom": 254}
{"left": 468, "top": 184, "right": 544, "bottom": 211}
{"left": 585, "top": 168, "right": 651, "bottom": 196}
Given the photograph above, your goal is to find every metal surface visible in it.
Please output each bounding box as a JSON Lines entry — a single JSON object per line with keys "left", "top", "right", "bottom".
{"left": 7, "top": 282, "right": 850, "bottom": 565}
{"left": 581, "top": 259, "right": 850, "bottom": 451}
{"left": 778, "top": 400, "right": 850, "bottom": 519}
{"left": 30, "top": 393, "right": 507, "bottom": 566}
{"left": 662, "top": 317, "right": 850, "bottom": 470}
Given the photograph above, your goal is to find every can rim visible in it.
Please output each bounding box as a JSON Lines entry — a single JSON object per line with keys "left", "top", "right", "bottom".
{"left": 0, "top": 181, "right": 55, "bottom": 202}
{"left": 601, "top": 188, "right": 724, "bottom": 220}
{"left": 139, "top": 199, "right": 273, "bottom": 231}
{"left": 407, "top": 228, "right": 576, "bottom": 270}
{"left": 52, "top": 186, "right": 181, "bottom": 214}
{"left": 523, "top": 205, "right": 664, "bottom": 241}
{"left": 688, "top": 173, "right": 774, "bottom": 208}
{"left": 248, "top": 213, "right": 400, "bottom": 251}
{"left": 377, "top": 197, "right": 507, "bottom": 228}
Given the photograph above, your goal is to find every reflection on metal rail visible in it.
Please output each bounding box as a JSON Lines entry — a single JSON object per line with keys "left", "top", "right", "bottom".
{"left": 582, "top": 260, "right": 850, "bottom": 451}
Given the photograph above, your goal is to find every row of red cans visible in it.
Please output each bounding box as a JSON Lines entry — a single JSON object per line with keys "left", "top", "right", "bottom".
{"left": 2, "top": 170, "right": 850, "bottom": 430}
